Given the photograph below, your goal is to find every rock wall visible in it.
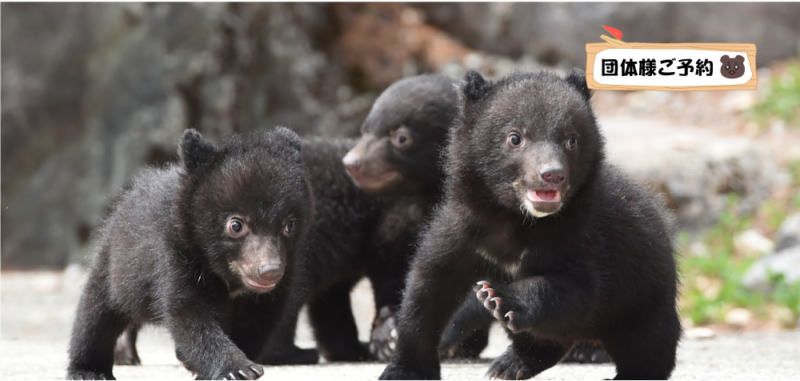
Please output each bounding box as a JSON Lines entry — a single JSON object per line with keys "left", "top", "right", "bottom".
{"left": 417, "top": 3, "right": 800, "bottom": 66}
{"left": 1, "top": 3, "right": 373, "bottom": 268}
{"left": 3, "top": 3, "right": 798, "bottom": 268}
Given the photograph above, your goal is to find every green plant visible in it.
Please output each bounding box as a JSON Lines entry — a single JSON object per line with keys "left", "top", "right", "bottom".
{"left": 761, "top": 199, "right": 789, "bottom": 232}
{"left": 681, "top": 65, "right": 800, "bottom": 326}
{"left": 749, "top": 59, "right": 800, "bottom": 128}
{"left": 789, "top": 160, "right": 800, "bottom": 187}
{"left": 679, "top": 195, "right": 800, "bottom": 326}
{"left": 767, "top": 271, "right": 800, "bottom": 316}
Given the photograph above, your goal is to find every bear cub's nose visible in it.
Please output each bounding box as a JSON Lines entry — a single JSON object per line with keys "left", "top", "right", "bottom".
{"left": 342, "top": 154, "right": 362, "bottom": 174}
{"left": 540, "top": 166, "right": 565, "bottom": 185}
{"left": 257, "top": 264, "right": 284, "bottom": 283}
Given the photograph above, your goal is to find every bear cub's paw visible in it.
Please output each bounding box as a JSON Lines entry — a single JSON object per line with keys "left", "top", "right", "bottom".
{"left": 487, "top": 347, "right": 535, "bottom": 380}
{"left": 214, "top": 362, "right": 264, "bottom": 380}
{"left": 260, "top": 347, "right": 319, "bottom": 365}
{"left": 379, "top": 364, "right": 438, "bottom": 380}
{"left": 112, "top": 349, "right": 140, "bottom": 366}
{"left": 560, "top": 345, "right": 611, "bottom": 364}
{"left": 370, "top": 306, "right": 398, "bottom": 362}
{"left": 476, "top": 281, "right": 530, "bottom": 333}
{"left": 66, "top": 370, "right": 115, "bottom": 380}
{"left": 113, "top": 336, "right": 141, "bottom": 366}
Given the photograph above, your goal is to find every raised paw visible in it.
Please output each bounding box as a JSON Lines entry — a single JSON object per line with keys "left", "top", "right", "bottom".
{"left": 66, "top": 370, "right": 115, "bottom": 380}
{"left": 487, "top": 348, "right": 534, "bottom": 380}
{"left": 370, "top": 306, "right": 398, "bottom": 362}
{"left": 475, "top": 281, "right": 525, "bottom": 333}
{"left": 215, "top": 363, "right": 264, "bottom": 380}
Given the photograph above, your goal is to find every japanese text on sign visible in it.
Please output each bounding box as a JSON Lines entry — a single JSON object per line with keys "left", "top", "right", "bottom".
{"left": 592, "top": 49, "right": 752, "bottom": 87}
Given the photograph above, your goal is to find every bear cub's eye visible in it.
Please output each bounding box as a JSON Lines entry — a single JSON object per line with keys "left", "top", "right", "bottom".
{"left": 284, "top": 221, "right": 295, "bottom": 236}
{"left": 507, "top": 133, "right": 523, "bottom": 148}
{"left": 227, "top": 218, "right": 247, "bottom": 238}
{"left": 390, "top": 127, "right": 413, "bottom": 149}
{"left": 735, "top": 64, "right": 739, "bottom": 70}
{"left": 726, "top": 64, "right": 730, "bottom": 70}
{"left": 566, "top": 136, "right": 578, "bottom": 150}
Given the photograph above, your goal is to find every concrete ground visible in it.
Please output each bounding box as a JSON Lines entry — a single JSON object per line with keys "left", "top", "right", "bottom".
{"left": 2, "top": 269, "right": 799, "bottom": 380}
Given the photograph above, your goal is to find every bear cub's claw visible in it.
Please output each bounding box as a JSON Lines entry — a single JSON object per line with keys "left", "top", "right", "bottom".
{"left": 487, "top": 348, "right": 534, "bottom": 380}
{"left": 476, "top": 281, "right": 524, "bottom": 333}
{"left": 370, "top": 306, "right": 398, "bottom": 362}
{"left": 217, "top": 364, "right": 263, "bottom": 380}
{"left": 560, "top": 345, "right": 611, "bottom": 364}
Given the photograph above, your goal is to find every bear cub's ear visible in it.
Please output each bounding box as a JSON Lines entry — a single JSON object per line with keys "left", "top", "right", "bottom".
{"left": 566, "top": 68, "right": 593, "bottom": 102}
{"left": 272, "top": 126, "right": 303, "bottom": 163}
{"left": 179, "top": 129, "right": 216, "bottom": 173}
{"left": 273, "top": 126, "right": 302, "bottom": 153}
{"left": 460, "top": 70, "right": 490, "bottom": 103}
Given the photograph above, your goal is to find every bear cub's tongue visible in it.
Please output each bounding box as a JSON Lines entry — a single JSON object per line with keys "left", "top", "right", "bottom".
{"left": 527, "top": 189, "right": 561, "bottom": 202}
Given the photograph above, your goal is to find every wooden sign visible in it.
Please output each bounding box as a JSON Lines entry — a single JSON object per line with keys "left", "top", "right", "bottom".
{"left": 586, "top": 40, "right": 757, "bottom": 91}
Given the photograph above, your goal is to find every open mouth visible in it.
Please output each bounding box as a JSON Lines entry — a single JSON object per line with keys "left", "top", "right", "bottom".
{"left": 347, "top": 169, "right": 402, "bottom": 192}
{"left": 729, "top": 71, "right": 737, "bottom": 75}
{"left": 244, "top": 277, "right": 277, "bottom": 291}
{"left": 526, "top": 189, "right": 562, "bottom": 203}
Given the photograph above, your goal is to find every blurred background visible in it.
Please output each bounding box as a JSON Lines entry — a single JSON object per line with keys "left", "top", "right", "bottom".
{"left": 2, "top": 1, "right": 800, "bottom": 357}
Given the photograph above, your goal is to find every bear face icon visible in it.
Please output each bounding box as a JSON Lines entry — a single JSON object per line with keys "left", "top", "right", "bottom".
{"left": 720, "top": 55, "right": 746, "bottom": 79}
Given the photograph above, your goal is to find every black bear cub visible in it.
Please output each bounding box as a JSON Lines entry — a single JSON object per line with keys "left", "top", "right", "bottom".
{"left": 342, "top": 74, "right": 454, "bottom": 198}
{"left": 342, "top": 74, "right": 457, "bottom": 360}
{"left": 258, "top": 74, "right": 459, "bottom": 364}
{"left": 67, "top": 128, "right": 314, "bottom": 380}
{"left": 380, "top": 69, "right": 680, "bottom": 380}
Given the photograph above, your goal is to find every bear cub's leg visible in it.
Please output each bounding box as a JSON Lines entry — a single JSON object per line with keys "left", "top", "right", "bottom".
{"left": 308, "top": 280, "right": 371, "bottom": 361}
{"left": 439, "top": 295, "right": 493, "bottom": 359}
{"left": 601, "top": 309, "right": 681, "bottom": 380}
{"left": 113, "top": 324, "right": 141, "bottom": 366}
{"left": 487, "top": 333, "right": 571, "bottom": 380}
{"left": 68, "top": 268, "right": 131, "bottom": 379}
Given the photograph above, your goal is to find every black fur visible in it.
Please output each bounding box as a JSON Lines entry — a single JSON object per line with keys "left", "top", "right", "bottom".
{"left": 437, "top": 71, "right": 608, "bottom": 366}
{"left": 565, "top": 69, "right": 593, "bottom": 102}
{"left": 438, "top": 295, "right": 495, "bottom": 360}
{"left": 343, "top": 74, "right": 457, "bottom": 197}
{"left": 344, "top": 75, "right": 458, "bottom": 361}
{"left": 461, "top": 69, "right": 490, "bottom": 103}
{"left": 260, "top": 74, "right": 460, "bottom": 364}
{"left": 67, "top": 128, "right": 315, "bottom": 380}
{"left": 260, "top": 137, "right": 382, "bottom": 364}
{"left": 111, "top": 75, "right": 459, "bottom": 365}
{"left": 380, "top": 69, "right": 680, "bottom": 380}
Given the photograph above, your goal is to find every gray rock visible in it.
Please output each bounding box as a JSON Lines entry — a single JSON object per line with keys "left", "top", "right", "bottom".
{"left": 1, "top": 3, "right": 374, "bottom": 268}
{"left": 602, "top": 116, "right": 777, "bottom": 230}
{"left": 742, "top": 246, "right": 800, "bottom": 293}
{"left": 1, "top": 3, "right": 97, "bottom": 208}
{"left": 417, "top": 3, "right": 800, "bottom": 67}
{"left": 774, "top": 213, "right": 800, "bottom": 253}
{"left": 3, "top": 2, "right": 794, "bottom": 268}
